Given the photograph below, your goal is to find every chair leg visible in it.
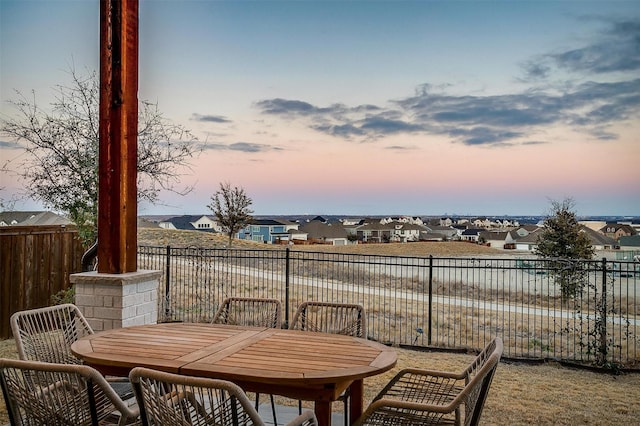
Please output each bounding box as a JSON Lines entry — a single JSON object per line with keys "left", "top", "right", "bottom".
{"left": 343, "top": 396, "right": 348, "bottom": 426}
{"left": 298, "top": 399, "right": 302, "bottom": 415}
{"left": 256, "top": 393, "right": 278, "bottom": 426}
{"left": 270, "top": 394, "right": 278, "bottom": 426}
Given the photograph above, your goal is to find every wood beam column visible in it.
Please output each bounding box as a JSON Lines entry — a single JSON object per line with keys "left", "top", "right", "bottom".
{"left": 98, "top": 0, "right": 138, "bottom": 273}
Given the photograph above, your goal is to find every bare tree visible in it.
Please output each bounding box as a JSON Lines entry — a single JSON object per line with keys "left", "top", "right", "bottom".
{"left": 0, "top": 69, "right": 201, "bottom": 245}
{"left": 208, "top": 182, "right": 253, "bottom": 246}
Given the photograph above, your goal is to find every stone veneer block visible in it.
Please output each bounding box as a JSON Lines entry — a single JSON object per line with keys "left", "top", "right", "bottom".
{"left": 70, "top": 270, "right": 162, "bottom": 331}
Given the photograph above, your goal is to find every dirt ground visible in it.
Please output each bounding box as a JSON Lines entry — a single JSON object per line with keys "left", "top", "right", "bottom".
{"left": 1, "top": 338, "right": 638, "bottom": 425}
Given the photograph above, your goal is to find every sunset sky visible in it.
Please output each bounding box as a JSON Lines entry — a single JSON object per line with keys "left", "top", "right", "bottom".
{"left": 1, "top": 0, "right": 639, "bottom": 217}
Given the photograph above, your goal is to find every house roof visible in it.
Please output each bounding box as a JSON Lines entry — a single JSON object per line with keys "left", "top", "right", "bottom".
{"left": 619, "top": 235, "right": 640, "bottom": 247}
{"left": 299, "top": 220, "right": 347, "bottom": 239}
{"left": 392, "top": 222, "right": 426, "bottom": 231}
{"left": 579, "top": 226, "right": 618, "bottom": 246}
{"left": 250, "top": 219, "right": 296, "bottom": 226}
{"left": 427, "top": 225, "right": 455, "bottom": 232}
{"left": 480, "top": 230, "right": 516, "bottom": 241}
{"left": 163, "top": 215, "right": 216, "bottom": 231}
{"left": 0, "top": 211, "right": 73, "bottom": 226}
{"left": 515, "top": 229, "right": 544, "bottom": 243}
{"left": 599, "top": 223, "right": 637, "bottom": 235}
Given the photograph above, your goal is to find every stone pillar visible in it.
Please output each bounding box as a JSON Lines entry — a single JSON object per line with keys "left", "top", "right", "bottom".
{"left": 70, "top": 270, "right": 161, "bottom": 331}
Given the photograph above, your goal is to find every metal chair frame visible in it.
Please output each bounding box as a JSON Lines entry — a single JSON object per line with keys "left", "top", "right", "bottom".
{"left": 0, "top": 357, "right": 139, "bottom": 426}
{"left": 10, "top": 303, "right": 133, "bottom": 401}
{"left": 353, "top": 337, "right": 504, "bottom": 426}
{"left": 130, "top": 366, "right": 318, "bottom": 426}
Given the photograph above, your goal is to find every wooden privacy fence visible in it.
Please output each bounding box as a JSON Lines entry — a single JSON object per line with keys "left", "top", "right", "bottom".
{"left": 0, "top": 225, "right": 83, "bottom": 338}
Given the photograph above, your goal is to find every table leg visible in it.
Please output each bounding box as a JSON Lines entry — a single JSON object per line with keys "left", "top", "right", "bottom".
{"left": 348, "top": 379, "right": 364, "bottom": 425}
{"left": 314, "top": 400, "right": 332, "bottom": 426}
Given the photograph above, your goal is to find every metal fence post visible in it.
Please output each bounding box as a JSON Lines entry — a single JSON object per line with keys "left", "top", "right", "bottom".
{"left": 599, "top": 257, "right": 607, "bottom": 365}
{"left": 284, "top": 247, "right": 291, "bottom": 328}
{"left": 165, "top": 245, "right": 171, "bottom": 320}
{"left": 428, "top": 255, "right": 433, "bottom": 346}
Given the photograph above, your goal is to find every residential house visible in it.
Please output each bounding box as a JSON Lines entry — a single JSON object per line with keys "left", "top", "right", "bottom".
{"left": 286, "top": 228, "right": 308, "bottom": 243}
{"left": 513, "top": 224, "right": 540, "bottom": 238}
{"left": 599, "top": 223, "right": 637, "bottom": 240}
{"left": 579, "top": 221, "right": 607, "bottom": 232}
{"left": 451, "top": 224, "right": 468, "bottom": 239}
{"left": 514, "top": 226, "right": 619, "bottom": 252}
{"left": 514, "top": 229, "right": 544, "bottom": 251}
{"left": 389, "top": 222, "right": 424, "bottom": 242}
{"left": 355, "top": 220, "right": 426, "bottom": 243}
{"left": 0, "top": 211, "right": 73, "bottom": 227}
{"left": 439, "top": 217, "right": 453, "bottom": 227}
{"left": 299, "top": 220, "right": 348, "bottom": 245}
{"left": 471, "top": 218, "right": 495, "bottom": 229}
{"left": 495, "top": 218, "right": 520, "bottom": 228}
{"left": 381, "top": 216, "right": 424, "bottom": 226}
{"left": 460, "top": 228, "right": 483, "bottom": 242}
{"left": 340, "top": 217, "right": 366, "bottom": 226}
{"left": 480, "top": 230, "right": 518, "bottom": 249}
{"left": 356, "top": 222, "right": 390, "bottom": 243}
{"left": 239, "top": 219, "right": 300, "bottom": 244}
{"left": 159, "top": 215, "right": 221, "bottom": 232}
{"left": 422, "top": 225, "right": 458, "bottom": 241}
{"left": 580, "top": 226, "right": 619, "bottom": 250}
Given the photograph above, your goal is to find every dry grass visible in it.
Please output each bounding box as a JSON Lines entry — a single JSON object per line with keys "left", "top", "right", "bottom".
{"left": 1, "top": 338, "right": 638, "bottom": 425}
{"left": 138, "top": 228, "right": 503, "bottom": 257}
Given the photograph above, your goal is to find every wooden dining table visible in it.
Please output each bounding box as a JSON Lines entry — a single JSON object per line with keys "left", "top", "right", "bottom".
{"left": 70, "top": 322, "right": 397, "bottom": 425}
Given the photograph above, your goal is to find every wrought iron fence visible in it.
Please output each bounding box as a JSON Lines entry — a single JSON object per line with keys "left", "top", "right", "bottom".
{"left": 137, "top": 245, "right": 640, "bottom": 368}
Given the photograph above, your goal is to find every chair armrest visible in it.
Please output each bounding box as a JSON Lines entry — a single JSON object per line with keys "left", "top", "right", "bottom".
{"left": 284, "top": 410, "right": 318, "bottom": 426}
{"left": 372, "top": 368, "right": 465, "bottom": 405}
{"left": 371, "top": 397, "right": 462, "bottom": 414}
{"left": 397, "top": 367, "right": 467, "bottom": 381}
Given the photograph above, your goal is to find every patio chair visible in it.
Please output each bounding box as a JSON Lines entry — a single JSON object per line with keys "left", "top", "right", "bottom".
{"left": 212, "top": 296, "right": 282, "bottom": 329}
{"left": 10, "top": 303, "right": 133, "bottom": 400}
{"left": 289, "top": 301, "right": 366, "bottom": 338}
{"left": 0, "top": 358, "right": 140, "bottom": 426}
{"left": 129, "top": 366, "right": 318, "bottom": 426}
{"left": 353, "top": 337, "right": 503, "bottom": 426}
{"left": 289, "top": 301, "right": 367, "bottom": 425}
{"left": 212, "top": 297, "right": 282, "bottom": 423}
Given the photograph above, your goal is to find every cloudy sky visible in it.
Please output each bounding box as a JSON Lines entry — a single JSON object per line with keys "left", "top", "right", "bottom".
{"left": 1, "top": 0, "right": 639, "bottom": 217}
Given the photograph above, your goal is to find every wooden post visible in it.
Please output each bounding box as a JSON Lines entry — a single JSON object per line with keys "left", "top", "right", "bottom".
{"left": 98, "top": 0, "right": 138, "bottom": 273}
